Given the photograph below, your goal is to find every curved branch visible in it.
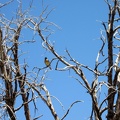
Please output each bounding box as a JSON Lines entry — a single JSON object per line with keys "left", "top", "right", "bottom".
{"left": 26, "top": 82, "right": 60, "bottom": 120}
{"left": 61, "top": 101, "right": 83, "bottom": 120}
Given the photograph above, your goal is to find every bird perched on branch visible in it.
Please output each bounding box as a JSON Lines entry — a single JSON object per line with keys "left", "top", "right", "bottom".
{"left": 44, "top": 57, "right": 52, "bottom": 69}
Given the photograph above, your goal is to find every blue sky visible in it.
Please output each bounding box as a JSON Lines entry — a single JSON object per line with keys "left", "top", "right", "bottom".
{"left": 1, "top": 0, "right": 110, "bottom": 120}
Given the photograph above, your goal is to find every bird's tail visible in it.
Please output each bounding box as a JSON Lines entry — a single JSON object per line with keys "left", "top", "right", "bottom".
{"left": 49, "top": 66, "right": 52, "bottom": 70}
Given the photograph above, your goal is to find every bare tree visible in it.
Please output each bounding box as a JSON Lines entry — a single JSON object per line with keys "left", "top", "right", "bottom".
{"left": 1, "top": 0, "right": 120, "bottom": 120}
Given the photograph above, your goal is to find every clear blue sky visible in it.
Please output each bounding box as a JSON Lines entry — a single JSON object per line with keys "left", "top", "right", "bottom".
{"left": 1, "top": 0, "right": 109, "bottom": 120}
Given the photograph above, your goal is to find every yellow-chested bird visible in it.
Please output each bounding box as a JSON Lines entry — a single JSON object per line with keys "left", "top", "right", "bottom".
{"left": 44, "top": 57, "right": 52, "bottom": 69}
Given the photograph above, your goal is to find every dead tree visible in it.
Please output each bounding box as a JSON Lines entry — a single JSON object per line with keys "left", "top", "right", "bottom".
{"left": 31, "top": 0, "right": 120, "bottom": 120}
{"left": 0, "top": 1, "right": 62, "bottom": 120}
{"left": 1, "top": 0, "right": 120, "bottom": 120}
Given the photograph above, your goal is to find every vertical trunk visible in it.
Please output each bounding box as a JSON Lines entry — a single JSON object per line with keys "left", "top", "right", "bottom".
{"left": 5, "top": 81, "right": 16, "bottom": 120}
{"left": 107, "top": 31, "right": 114, "bottom": 119}
{"left": 13, "top": 27, "right": 31, "bottom": 120}
{"left": 0, "top": 29, "right": 16, "bottom": 120}
{"left": 107, "top": 1, "right": 117, "bottom": 119}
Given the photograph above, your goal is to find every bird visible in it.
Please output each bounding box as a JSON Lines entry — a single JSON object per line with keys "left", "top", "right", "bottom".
{"left": 44, "top": 57, "right": 52, "bottom": 69}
